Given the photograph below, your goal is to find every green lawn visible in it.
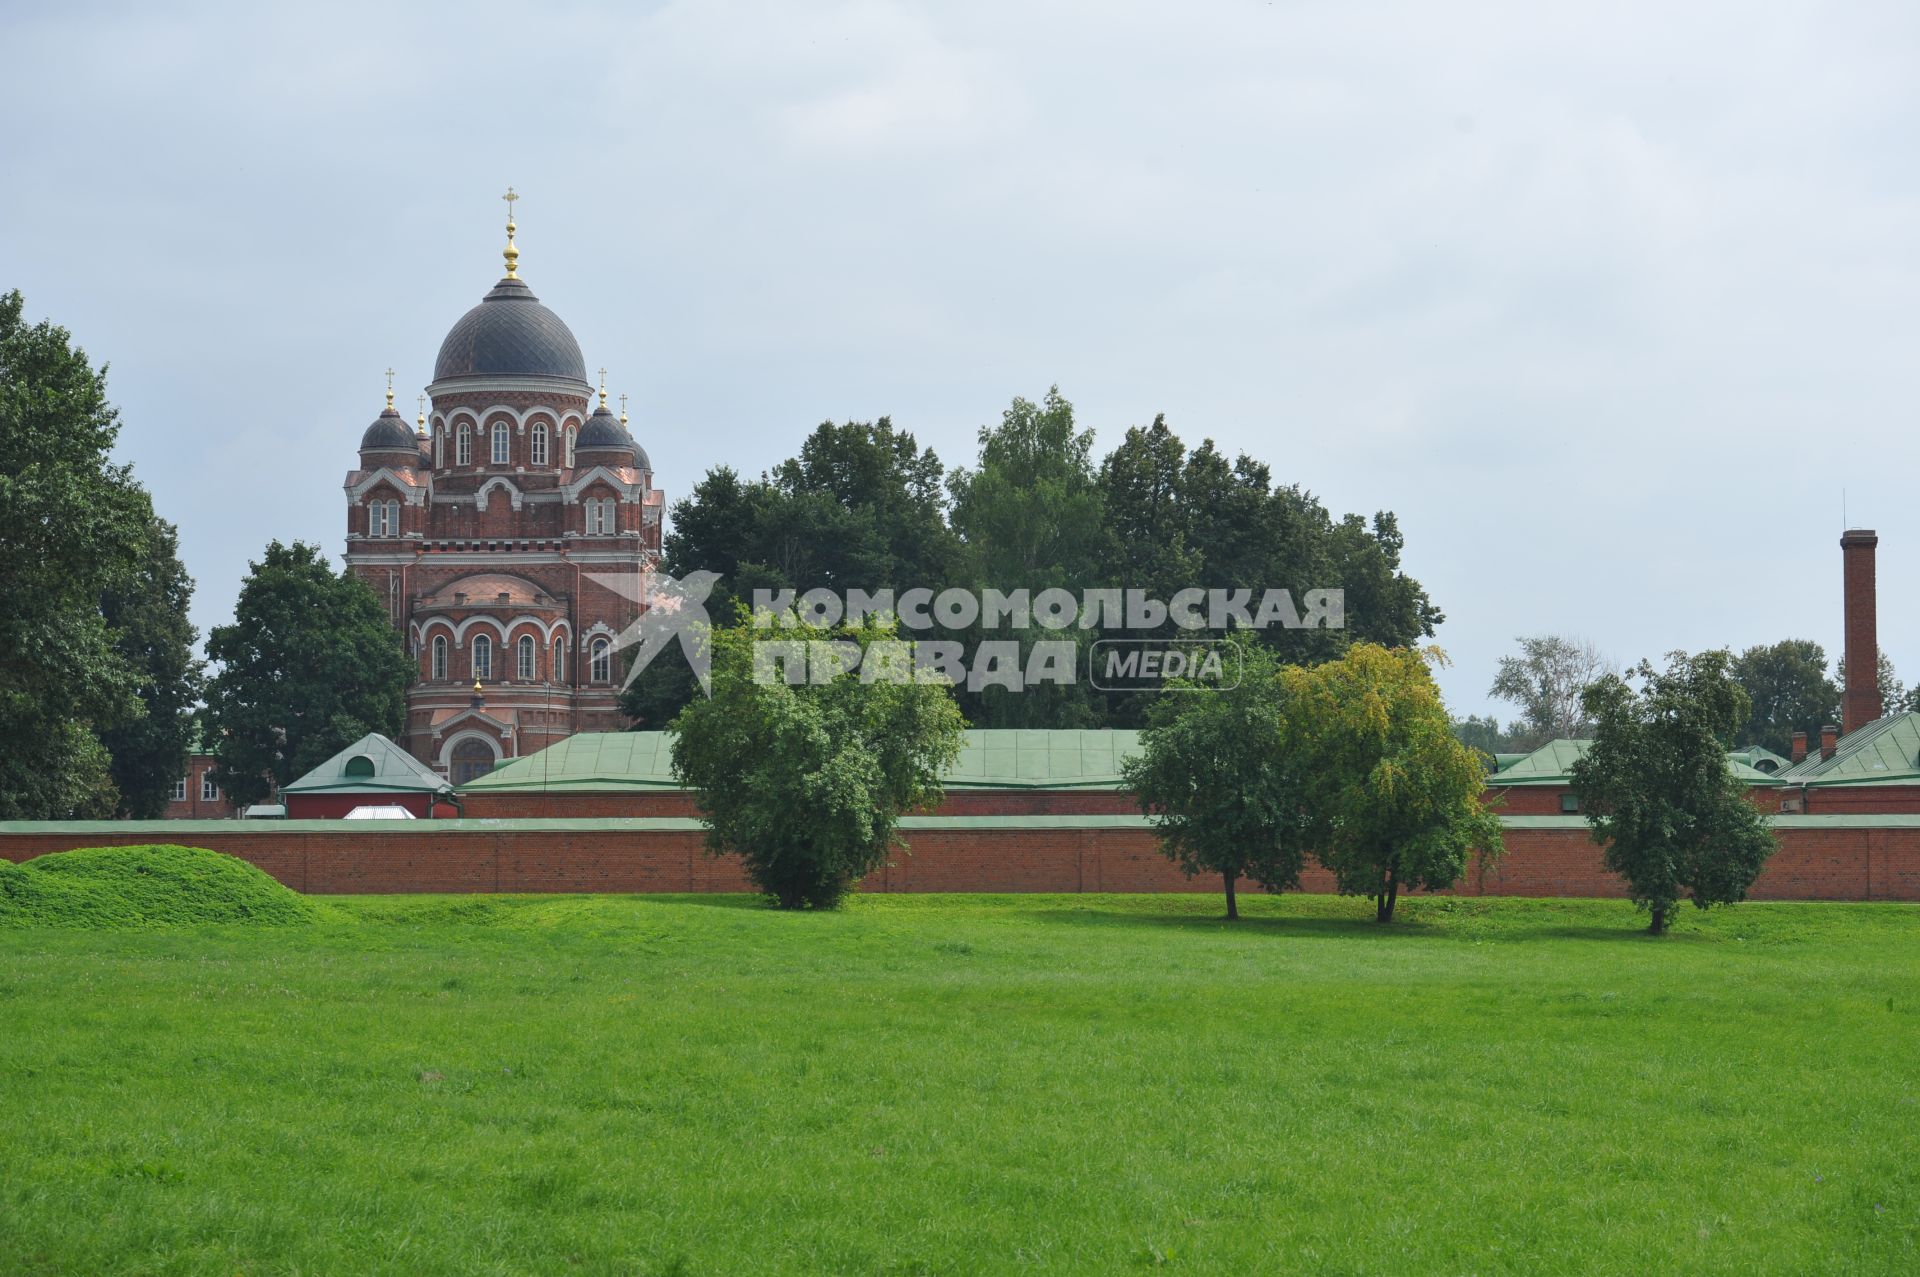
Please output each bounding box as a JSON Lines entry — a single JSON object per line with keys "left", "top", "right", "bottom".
{"left": 1, "top": 892, "right": 1915, "bottom": 1275}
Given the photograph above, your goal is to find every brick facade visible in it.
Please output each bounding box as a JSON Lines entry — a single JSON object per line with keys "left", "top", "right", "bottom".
{"left": 343, "top": 274, "right": 664, "bottom": 783}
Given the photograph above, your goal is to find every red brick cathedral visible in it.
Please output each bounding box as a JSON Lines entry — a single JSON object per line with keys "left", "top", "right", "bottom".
{"left": 344, "top": 196, "right": 663, "bottom": 782}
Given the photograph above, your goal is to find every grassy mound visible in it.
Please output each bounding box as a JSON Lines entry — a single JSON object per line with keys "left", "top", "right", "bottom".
{"left": 0, "top": 844, "right": 314, "bottom": 928}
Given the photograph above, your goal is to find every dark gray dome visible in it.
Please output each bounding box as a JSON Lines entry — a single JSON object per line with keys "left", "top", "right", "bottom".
{"left": 360, "top": 408, "right": 420, "bottom": 453}
{"left": 576, "top": 406, "right": 634, "bottom": 460}
{"left": 433, "top": 277, "right": 587, "bottom": 384}
{"left": 631, "top": 438, "right": 651, "bottom": 473}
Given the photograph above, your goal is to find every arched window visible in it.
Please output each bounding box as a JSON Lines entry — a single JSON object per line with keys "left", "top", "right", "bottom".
{"left": 431, "top": 635, "right": 448, "bottom": 680}
{"left": 565, "top": 426, "right": 576, "bottom": 467}
{"left": 553, "top": 641, "right": 565, "bottom": 684}
{"left": 517, "top": 635, "right": 536, "bottom": 681}
{"left": 585, "top": 497, "right": 617, "bottom": 535}
{"left": 344, "top": 755, "right": 376, "bottom": 778}
{"left": 450, "top": 737, "right": 495, "bottom": 786}
{"left": 590, "top": 637, "right": 612, "bottom": 685}
{"left": 433, "top": 428, "right": 444, "bottom": 468}
{"left": 531, "top": 422, "right": 549, "bottom": 466}
{"left": 491, "top": 422, "right": 510, "bottom": 465}
{"left": 387, "top": 500, "right": 401, "bottom": 535}
{"left": 472, "top": 635, "right": 492, "bottom": 681}
{"left": 456, "top": 423, "right": 472, "bottom": 466}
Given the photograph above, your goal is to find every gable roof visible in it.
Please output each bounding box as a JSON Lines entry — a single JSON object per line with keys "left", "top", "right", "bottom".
{"left": 281, "top": 733, "right": 454, "bottom": 795}
{"left": 1772, "top": 712, "right": 1920, "bottom": 787}
{"left": 459, "top": 729, "right": 1145, "bottom": 794}
{"left": 1486, "top": 738, "right": 1778, "bottom": 787}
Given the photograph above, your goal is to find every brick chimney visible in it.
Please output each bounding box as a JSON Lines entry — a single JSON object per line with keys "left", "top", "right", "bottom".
{"left": 1841, "top": 528, "right": 1880, "bottom": 735}
{"left": 1790, "top": 730, "right": 1808, "bottom": 763}
{"left": 1820, "top": 724, "right": 1839, "bottom": 760}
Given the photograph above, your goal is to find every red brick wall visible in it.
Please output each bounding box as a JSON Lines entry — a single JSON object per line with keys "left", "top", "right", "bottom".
{"left": 1798, "top": 785, "right": 1920, "bottom": 814}
{"left": 5, "top": 821, "right": 1919, "bottom": 901}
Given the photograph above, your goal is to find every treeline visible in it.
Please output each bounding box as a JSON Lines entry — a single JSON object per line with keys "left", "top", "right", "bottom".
{"left": 0, "top": 291, "right": 202, "bottom": 819}
{"left": 625, "top": 387, "right": 1440, "bottom": 728}
{"left": 1460, "top": 633, "right": 1916, "bottom": 758}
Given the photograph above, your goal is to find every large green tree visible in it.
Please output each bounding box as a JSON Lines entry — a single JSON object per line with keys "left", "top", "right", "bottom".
{"left": 1571, "top": 651, "right": 1778, "bottom": 935}
{"left": 1730, "top": 640, "right": 1840, "bottom": 757}
{"left": 203, "top": 541, "right": 413, "bottom": 807}
{"left": 624, "top": 419, "right": 962, "bottom": 728}
{"left": 670, "top": 614, "right": 966, "bottom": 908}
{"left": 0, "top": 289, "right": 166, "bottom": 818}
{"left": 1288, "top": 644, "right": 1502, "bottom": 922}
{"left": 99, "top": 512, "right": 204, "bottom": 817}
{"left": 947, "top": 388, "right": 1106, "bottom": 729}
{"left": 1121, "top": 639, "right": 1308, "bottom": 919}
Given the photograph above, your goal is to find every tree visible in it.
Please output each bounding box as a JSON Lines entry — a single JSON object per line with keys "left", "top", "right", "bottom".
{"left": 0, "top": 289, "right": 155, "bottom": 818}
{"left": 625, "top": 420, "right": 963, "bottom": 728}
{"left": 204, "top": 541, "right": 414, "bottom": 807}
{"left": 1730, "top": 640, "right": 1840, "bottom": 757}
{"left": 1489, "top": 634, "right": 1611, "bottom": 750}
{"left": 1288, "top": 644, "right": 1502, "bottom": 922}
{"left": 1571, "top": 650, "right": 1778, "bottom": 934}
{"left": 669, "top": 613, "right": 967, "bottom": 908}
{"left": 1121, "top": 640, "right": 1309, "bottom": 919}
{"left": 949, "top": 388, "right": 1107, "bottom": 728}
{"left": 98, "top": 512, "right": 205, "bottom": 817}
{"left": 1451, "top": 714, "right": 1517, "bottom": 757}
{"left": 1837, "top": 651, "right": 1912, "bottom": 720}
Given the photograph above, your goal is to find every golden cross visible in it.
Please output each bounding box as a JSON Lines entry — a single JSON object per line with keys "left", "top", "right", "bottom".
{"left": 384, "top": 367, "right": 395, "bottom": 409}
{"left": 417, "top": 393, "right": 427, "bottom": 425}
{"left": 502, "top": 186, "right": 518, "bottom": 224}
{"left": 597, "top": 367, "right": 609, "bottom": 406}
{"left": 619, "top": 393, "right": 629, "bottom": 422}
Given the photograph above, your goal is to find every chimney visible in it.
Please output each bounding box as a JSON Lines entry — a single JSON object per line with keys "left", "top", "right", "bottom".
{"left": 1820, "top": 724, "right": 1839, "bottom": 760}
{"left": 1841, "top": 528, "right": 1880, "bottom": 734}
{"left": 1790, "top": 731, "right": 1807, "bottom": 764}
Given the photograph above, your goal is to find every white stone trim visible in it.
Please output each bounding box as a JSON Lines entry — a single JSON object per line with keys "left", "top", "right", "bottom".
{"left": 346, "top": 470, "right": 429, "bottom": 505}
{"left": 474, "top": 476, "right": 525, "bottom": 513}
{"left": 437, "top": 728, "right": 505, "bottom": 768}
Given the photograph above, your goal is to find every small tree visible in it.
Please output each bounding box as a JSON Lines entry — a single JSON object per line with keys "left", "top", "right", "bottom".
{"left": 670, "top": 614, "right": 966, "bottom": 908}
{"left": 1121, "top": 640, "right": 1307, "bottom": 920}
{"left": 1571, "top": 650, "right": 1777, "bottom": 934}
{"left": 1289, "top": 644, "right": 1502, "bottom": 922}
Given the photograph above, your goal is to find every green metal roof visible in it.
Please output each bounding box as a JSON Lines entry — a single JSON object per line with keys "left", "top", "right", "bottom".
{"left": 461, "top": 729, "right": 1146, "bottom": 794}
{"left": 942, "top": 730, "right": 1142, "bottom": 789}
{"left": 1728, "top": 745, "right": 1795, "bottom": 776}
{"left": 1485, "top": 738, "right": 1778, "bottom": 787}
{"left": 1772, "top": 712, "right": 1920, "bottom": 787}
{"left": 280, "top": 733, "right": 453, "bottom": 795}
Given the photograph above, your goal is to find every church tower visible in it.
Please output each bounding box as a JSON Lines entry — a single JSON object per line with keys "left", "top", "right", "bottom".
{"left": 343, "top": 192, "right": 663, "bottom": 782}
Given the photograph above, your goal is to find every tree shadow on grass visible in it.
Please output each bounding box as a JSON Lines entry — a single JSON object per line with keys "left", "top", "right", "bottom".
{"left": 1527, "top": 924, "right": 1721, "bottom": 945}
{"left": 1022, "top": 907, "right": 1450, "bottom": 940}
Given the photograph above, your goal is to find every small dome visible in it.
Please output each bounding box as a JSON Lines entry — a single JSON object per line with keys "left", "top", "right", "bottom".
{"left": 576, "top": 406, "right": 634, "bottom": 461}
{"left": 421, "top": 573, "right": 558, "bottom": 609}
{"left": 433, "top": 277, "right": 588, "bottom": 385}
{"left": 360, "top": 408, "right": 419, "bottom": 454}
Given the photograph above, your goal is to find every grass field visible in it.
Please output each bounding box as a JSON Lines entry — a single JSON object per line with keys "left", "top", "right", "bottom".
{"left": 1, "top": 891, "right": 1916, "bottom": 1275}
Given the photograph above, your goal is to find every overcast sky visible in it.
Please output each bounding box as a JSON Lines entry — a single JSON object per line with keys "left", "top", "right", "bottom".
{"left": 4, "top": 0, "right": 1915, "bottom": 718}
